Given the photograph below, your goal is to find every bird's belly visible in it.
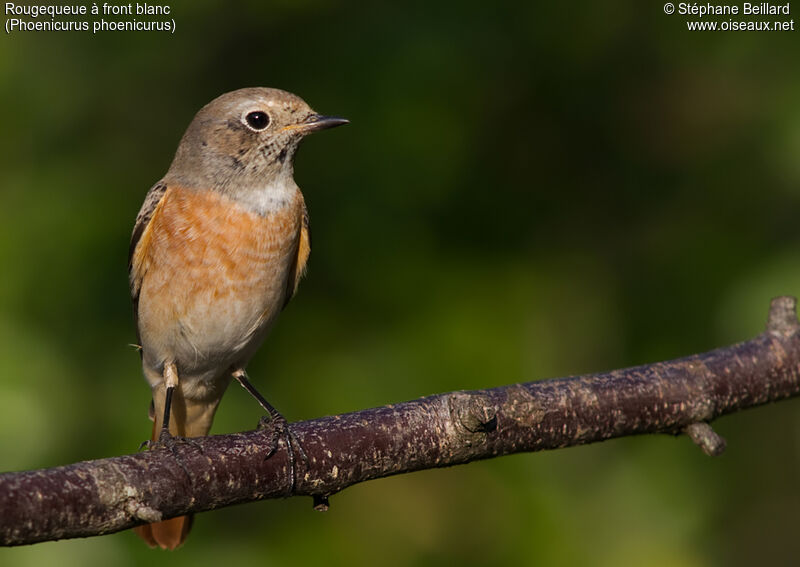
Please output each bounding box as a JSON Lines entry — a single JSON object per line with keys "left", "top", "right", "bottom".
{"left": 155, "top": 264, "right": 285, "bottom": 370}
{"left": 136, "top": 186, "right": 301, "bottom": 384}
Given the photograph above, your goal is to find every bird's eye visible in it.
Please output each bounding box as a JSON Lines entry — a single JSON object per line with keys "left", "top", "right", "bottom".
{"left": 244, "top": 111, "right": 270, "bottom": 131}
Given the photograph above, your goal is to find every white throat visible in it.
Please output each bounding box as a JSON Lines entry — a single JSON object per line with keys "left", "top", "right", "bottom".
{"left": 232, "top": 175, "right": 299, "bottom": 216}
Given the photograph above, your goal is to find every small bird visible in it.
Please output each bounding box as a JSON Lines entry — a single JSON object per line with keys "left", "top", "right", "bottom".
{"left": 128, "top": 87, "right": 347, "bottom": 549}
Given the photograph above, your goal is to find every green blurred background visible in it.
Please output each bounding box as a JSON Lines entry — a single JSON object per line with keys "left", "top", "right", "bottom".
{"left": 1, "top": 1, "right": 799, "bottom": 565}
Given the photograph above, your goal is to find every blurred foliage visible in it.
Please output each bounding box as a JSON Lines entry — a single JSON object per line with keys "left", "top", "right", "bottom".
{"left": 1, "top": 1, "right": 799, "bottom": 566}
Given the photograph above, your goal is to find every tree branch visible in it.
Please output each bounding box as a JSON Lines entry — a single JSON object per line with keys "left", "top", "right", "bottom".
{"left": 2, "top": 296, "right": 799, "bottom": 546}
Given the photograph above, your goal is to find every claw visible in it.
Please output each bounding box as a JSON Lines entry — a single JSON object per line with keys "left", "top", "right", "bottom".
{"left": 158, "top": 426, "right": 174, "bottom": 445}
{"left": 233, "top": 369, "right": 306, "bottom": 495}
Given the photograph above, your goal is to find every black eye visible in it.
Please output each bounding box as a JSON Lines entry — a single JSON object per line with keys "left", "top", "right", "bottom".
{"left": 245, "top": 111, "right": 270, "bottom": 130}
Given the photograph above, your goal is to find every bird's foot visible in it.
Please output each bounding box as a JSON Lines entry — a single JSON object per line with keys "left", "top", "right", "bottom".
{"left": 138, "top": 427, "right": 178, "bottom": 451}
{"left": 257, "top": 413, "right": 306, "bottom": 495}
{"left": 139, "top": 428, "right": 202, "bottom": 454}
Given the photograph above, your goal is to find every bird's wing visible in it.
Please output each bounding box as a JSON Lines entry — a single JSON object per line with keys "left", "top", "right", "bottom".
{"left": 283, "top": 202, "right": 311, "bottom": 309}
{"left": 128, "top": 181, "right": 169, "bottom": 338}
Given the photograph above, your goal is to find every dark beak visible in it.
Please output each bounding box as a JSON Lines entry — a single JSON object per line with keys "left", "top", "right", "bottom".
{"left": 293, "top": 114, "right": 349, "bottom": 133}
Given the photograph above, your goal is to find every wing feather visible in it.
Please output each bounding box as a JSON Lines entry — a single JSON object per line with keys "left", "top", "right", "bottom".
{"left": 129, "top": 182, "right": 169, "bottom": 342}
{"left": 283, "top": 203, "right": 311, "bottom": 309}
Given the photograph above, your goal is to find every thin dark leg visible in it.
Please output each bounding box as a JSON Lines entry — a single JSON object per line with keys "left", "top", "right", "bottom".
{"left": 233, "top": 370, "right": 300, "bottom": 494}
{"left": 160, "top": 385, "right": 175, "bottom": 441}
{"left": 159, "top": 362, "right": 180, "bottom": 442}
{"left": 234, "top": 372, "right": 282, "bottom": 420}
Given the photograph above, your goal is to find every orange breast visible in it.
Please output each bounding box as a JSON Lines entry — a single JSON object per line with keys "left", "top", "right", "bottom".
{"left": 134, "top": 185, "right": 302, "bottom": 376}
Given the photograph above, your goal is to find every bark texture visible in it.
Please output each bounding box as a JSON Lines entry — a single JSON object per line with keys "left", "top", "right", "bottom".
{"left": 1, "top": 296, "right": 799, "bottom": 546}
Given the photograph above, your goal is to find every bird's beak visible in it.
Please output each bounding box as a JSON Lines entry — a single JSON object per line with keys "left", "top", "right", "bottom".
{"left": 284, "top": 115, "right": 349, "bottom": 133}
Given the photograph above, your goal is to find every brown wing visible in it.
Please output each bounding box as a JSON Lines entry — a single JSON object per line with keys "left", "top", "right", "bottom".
{"left": 283, "top": 203, "right": 311, "bottom": 309}
{"left": 129, "top": 181, "right": 169, "bottom": 341}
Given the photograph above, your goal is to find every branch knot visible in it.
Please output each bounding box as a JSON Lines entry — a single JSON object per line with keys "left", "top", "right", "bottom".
{"left": 766, "top": 296, "right": 799, "bottom": 337}
{"left": 684, "top": 422, "right": 727, "bottom": 457}
{"left": 448, "top": 392, "right": 497, "bottom": 444}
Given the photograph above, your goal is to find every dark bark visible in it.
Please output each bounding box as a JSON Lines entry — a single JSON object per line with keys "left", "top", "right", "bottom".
{"left": 1, "top": 296, "right": 799, "bottom": 546}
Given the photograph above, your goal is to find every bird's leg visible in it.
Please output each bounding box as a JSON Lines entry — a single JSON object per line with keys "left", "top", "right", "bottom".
{"left": 232, "top": 368, "right": 304, "bottom": 495}
{"left": 140, "top": 362, "right": 181, "bottom": 451}
{"left": 159, "top": 362, "right": 179, "bottom": 443}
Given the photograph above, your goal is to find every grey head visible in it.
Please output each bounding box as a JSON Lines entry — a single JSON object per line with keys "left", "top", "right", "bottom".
{"left": 163, "top": 87, "right": 347, "bottom": 200}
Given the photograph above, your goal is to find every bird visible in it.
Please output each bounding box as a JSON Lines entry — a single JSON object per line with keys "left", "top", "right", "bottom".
{"left": 128, "top": 87, "right": 347, "bottom": 549}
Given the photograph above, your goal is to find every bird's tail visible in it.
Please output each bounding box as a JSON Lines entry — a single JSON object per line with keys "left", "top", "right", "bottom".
{"left": 134, "top": 513, "right": 193, "bottom": 551}
{"left": 133, "top": 385, "right": 221, "bottom": 550}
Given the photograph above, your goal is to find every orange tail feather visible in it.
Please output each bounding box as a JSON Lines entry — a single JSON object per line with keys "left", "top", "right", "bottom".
{"left": 134, "top": 515, "right": 194, "bottom": 550}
